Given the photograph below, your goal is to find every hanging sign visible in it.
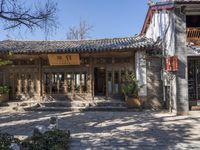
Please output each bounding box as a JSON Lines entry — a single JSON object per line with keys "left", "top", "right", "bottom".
{"left": 48, "top": 54, "right": 80, "bottom": 66}
{"left": 165, "top": 56, "right": 178, "bottom": 72}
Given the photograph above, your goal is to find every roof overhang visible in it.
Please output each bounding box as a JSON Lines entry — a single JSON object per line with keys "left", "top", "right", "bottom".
{"left": 141, "top": 3, "right": 174, "bottom": 35}
{"left": 0, "top": 36, "right": 158, "bottom": 54}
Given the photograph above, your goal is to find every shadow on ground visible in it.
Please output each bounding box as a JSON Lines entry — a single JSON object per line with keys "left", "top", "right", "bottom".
{"left": 0, "top": 110, "right": 200, "bottom": 149}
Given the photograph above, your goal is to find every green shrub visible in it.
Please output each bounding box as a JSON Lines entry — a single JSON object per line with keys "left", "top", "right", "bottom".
{"left": 22, "top": 129, "right": 70, "bottom": 150}
{"left": 0, "top": 133, "right": 20, "bottom": 150}
{"left": 0, "top": 86, "right": 9, "bottom": 95}
{"left": 121, "top": 72, "right": 139, "bottom": 98}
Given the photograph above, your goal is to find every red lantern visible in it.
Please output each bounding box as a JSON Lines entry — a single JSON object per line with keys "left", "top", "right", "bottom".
{"left": 171, "top": 56, "right": 178, "bottom": 72}
{"left": 165, "top": 56, "right": 178, "bottom": 72}
{"left": 166, "top": 57, "right": 171, "bottom": 71}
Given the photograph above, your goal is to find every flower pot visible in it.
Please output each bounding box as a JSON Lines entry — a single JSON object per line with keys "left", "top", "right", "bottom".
{"left": 0, "top": 94, "right": 9, "bottom": 103}
{"left": 125, "top": 96, "right": 143, "bottom": 108}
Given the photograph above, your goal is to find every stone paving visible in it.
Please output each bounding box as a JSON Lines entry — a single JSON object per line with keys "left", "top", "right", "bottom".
{"left": 0, "top": 109, "right": 200, "bottom": 150}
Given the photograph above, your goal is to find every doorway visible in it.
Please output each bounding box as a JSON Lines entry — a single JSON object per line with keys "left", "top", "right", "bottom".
{"left": 94, "top": 67, "right": 106, "bottom": 96}
{"left": 45, "top": 72, "right": 65, "bottom": 94}
{"left": 188, "top": 57, "right": 200, "bottom": 107}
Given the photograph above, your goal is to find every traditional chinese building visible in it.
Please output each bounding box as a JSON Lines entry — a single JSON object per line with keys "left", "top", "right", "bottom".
{"left": 0, "top": 36, "right": 160, "bottom": 108}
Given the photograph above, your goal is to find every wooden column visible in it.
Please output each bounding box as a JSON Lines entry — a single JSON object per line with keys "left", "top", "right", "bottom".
{"left": 57, "top": 73, "right": 60, "bottom": 94}
{"left": 91, "top": 58, "right": 94, "bottom": 99}
{"left": 118, "top": 70, "right": 122, "bottom": 95}
{"left": 3, "top": 71, "right": 6, "bottom": 85}
{"left": 17, "top": 73, "right": 22, "bottom": 95}
{"left": 87, "top": 56, "right": 93, "bottom": 98}
{"left": 80, "top": 72, "right": 83, "bottom": 94}
{"left": 24, "top": 74, "right": 28, "bottom": 95}
{"left": 10, "top": 73, "right": 14, "bottom": 98}
{"left": 112, "top": 69, "right": 115, "bottom": 96}
{"left": 106, "top": 69, "right": 108, "bottom": 98}
{"left": 37, "top": 58, "right": 42, "bottom": 97}
{"left": 64, "top": 72, "right": 68, "bottom": 95}
{"left": 42, "top": 73, "right": 46, "bottom": 95}
{"left": 49, "top": 73, "right": 52, "bottom": 95}
{"left": 72, "top": 73, "right": 75, "bottom": 99}
{"left": 87, "top": 69, "right": 91, "bottom": 95}
{"left": 30, "top": 73, "right": 35, "bottom": 96}
{"left": 36, "top": 72, "right": 41, "bottom": 96}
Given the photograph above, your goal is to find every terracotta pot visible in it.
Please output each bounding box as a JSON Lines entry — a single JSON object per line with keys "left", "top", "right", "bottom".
{"left": 125, "top": 96, "right": 143, "bottom": 108}
{"left": 0, "top": 94, "right": 9, "bottom": 103}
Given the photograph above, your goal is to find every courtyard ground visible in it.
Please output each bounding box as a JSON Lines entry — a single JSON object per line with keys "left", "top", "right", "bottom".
{"left": 0, "top": 108, "right": 200, "bottom": 150}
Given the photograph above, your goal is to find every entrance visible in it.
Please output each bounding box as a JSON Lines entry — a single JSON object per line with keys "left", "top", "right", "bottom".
{"left": 94, "top": 67, "right": 106, "bottom": 96}
{"left": 188, "top": 58, "right": 200, "bottom": 106}
{"left": 45, "top": 72, "right": 65, "bottom": 94}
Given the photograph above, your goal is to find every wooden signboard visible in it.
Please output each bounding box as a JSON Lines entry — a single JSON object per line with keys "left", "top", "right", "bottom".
{"left": 48, "top": 54, "right": 80, "bottom": 66}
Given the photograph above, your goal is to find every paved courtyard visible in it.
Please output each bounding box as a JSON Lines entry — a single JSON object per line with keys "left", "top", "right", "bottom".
{"left": 0, "top": 109, "right": 200, "bottom": 150}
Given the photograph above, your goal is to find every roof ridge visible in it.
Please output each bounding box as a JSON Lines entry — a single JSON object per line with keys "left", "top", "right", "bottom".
{"left": 1, "top": 35, "right": 142, "bottom": 42}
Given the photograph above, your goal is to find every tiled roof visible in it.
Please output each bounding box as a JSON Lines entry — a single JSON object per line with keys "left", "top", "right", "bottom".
{"left": 0, "top": 35, "right": 156, "bottom": 54}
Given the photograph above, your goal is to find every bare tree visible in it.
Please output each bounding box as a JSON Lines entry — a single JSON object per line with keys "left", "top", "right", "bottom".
{"left": 0, "top": 0, "right": 58, "bottom": 66}
{"left": 66, "top": 19, "right": 93, "bottom": 40}
{"left": 0, "top": 0, "right": 57, "bottom": 31}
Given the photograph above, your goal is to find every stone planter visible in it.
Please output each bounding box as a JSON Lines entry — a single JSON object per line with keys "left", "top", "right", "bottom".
{"left": 125, "top": 96, "right": 143, "bottom": 108}
{"left": 0, "top": 94, "right": 9, "bottom": 103}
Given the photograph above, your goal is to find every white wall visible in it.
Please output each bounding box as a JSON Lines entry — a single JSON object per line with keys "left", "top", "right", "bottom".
{"left": 146, "top": 10, "right": 175, "bottom": 56}
{"left": 145, "top": 9, "right": 177, "bottom": 110}
{"left": 135, "top": 51, "right": 147, "bottom": 96}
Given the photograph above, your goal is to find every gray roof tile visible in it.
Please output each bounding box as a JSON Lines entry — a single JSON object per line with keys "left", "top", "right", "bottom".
{"left": 0, "top": 35, "right": 156, "bottom": 54}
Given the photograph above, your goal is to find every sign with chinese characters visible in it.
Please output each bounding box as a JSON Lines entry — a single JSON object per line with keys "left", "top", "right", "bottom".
{"left": 48, "top": 54, "right": 80, "bottom": 65}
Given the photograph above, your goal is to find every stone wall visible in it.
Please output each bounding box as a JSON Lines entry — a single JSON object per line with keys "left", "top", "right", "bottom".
{"left": 146, "top": 57, "right": 163, "bottom": 109}
{"left": 174, "top": 7, "right": 189, "bottom": 115}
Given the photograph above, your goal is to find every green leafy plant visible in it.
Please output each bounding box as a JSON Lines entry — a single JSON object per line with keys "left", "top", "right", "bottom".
{"left": 0, "top": 133, "right": 20, "bottom": 150}
{"left": 22, "top": 129, "right": 70, "bottom": 150}
{"left": 121, "top": 72, "right": 139, "bottom": 98}
{"left": 0, "top": 59, "right": 13, "bottom": 66}
{"left": 0, "top": 86, "right": 9, "bottom": 95}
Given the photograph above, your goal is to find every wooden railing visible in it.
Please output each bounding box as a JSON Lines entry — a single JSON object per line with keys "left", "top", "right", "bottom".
{"left": 187, "top": 28, "right": 200, "bottom": 45}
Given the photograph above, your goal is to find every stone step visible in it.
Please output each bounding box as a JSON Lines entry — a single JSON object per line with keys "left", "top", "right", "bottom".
{"left": 191, "top": 105, "right": 200, "bottom": 111}
{"left": 24, "top": 106, "right": 84, "bottom": 111}
{"left": 10, "top": 99, "right": 127, "bottom": 112}
{"left": 24, "top": 106, "right": 137, "bottom": 112}
{"left": 40, "top": 100, "right": 126, "bottom": 108}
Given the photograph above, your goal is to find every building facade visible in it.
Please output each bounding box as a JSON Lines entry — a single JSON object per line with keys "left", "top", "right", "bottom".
{"left": 0, "top": 36, "right": 160, "bottom": 108}
{"left": 142, "top": 0, "right": 200, "bottom": 115}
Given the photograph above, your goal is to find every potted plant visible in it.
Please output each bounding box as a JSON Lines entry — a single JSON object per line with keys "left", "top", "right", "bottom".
{"left": 122, "top": 72, "right": 143, "bottom": 108}
{"left": 0, "top": 86, "right": 9, "bottom": 103}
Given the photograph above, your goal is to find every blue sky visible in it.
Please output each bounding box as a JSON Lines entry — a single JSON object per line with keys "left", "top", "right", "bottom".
{"left": 0, "top": 0, "right": 150, "bottom": 41}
